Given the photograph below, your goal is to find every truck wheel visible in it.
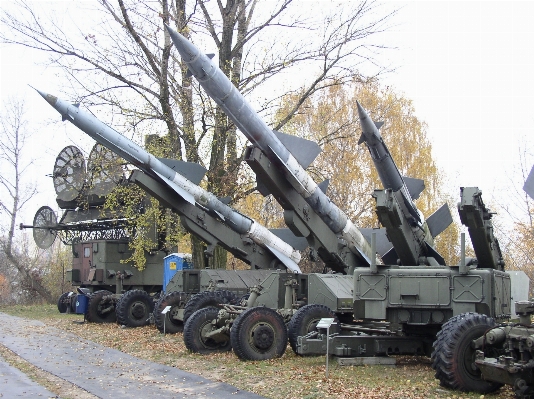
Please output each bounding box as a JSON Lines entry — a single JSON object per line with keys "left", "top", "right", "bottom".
{"left": 183, "top": 307, "right": 231, "bottom": 353}
{"left": 431, "top": 312, "right": 503, "bottom": 393}
{"left": 69, "top": 293, "right": 78, "bottom": 313}
{"left": 86, "top": 290, "right": 116, "bottom": 323}
{"left": 154, "top": 291, "right": 188, "bottom": 333}
{"left": 57, "top": 292, "right": 70, "bottom": 313}
{"left": 230, "top": 307, "right": 287, "bottom": 361}
{"left": 116, "top": 289, "right": 154, "bottom": 327}
{"left": 183, "top": 291, "right": 237, "bottom": 324}
{"left": 287, "top": 304, "right": 339, "bottom": 354}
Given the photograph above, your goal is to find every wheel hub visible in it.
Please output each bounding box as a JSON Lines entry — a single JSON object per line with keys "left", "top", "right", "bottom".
{"left": 131, "top": 302, "right": 147, "bottom": 319}
{"left": 252, "top": 324, "right": 274, "bottom": 349}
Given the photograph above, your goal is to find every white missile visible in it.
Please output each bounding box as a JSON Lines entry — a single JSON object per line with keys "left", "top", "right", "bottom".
{"left": 35, "top": 88, "right": 302, "bottom": 272}
{"left": 165, "top": 25, "right": 377, "bottom": 266}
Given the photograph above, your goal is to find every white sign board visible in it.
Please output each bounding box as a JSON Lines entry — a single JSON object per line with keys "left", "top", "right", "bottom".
{"left": 316, "top": 318, "right": 335, "bottom": 329}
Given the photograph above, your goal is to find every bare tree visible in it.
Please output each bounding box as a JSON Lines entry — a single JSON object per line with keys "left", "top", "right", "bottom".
{"left": 0, "top": 0, "right": 395, "bottom": 268}
{"left": 0, "top": 97, "right": 53, "bottom": 303}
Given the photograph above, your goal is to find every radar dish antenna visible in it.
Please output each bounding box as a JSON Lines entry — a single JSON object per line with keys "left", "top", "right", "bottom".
{"left": 33, "top": 206, "right": 58, "bottom": 249}
{"left": 87, "top": 143, "right": 124, "bottom": 197}
{"left": 53, "top": 146, "right": 86, "bottom": 202}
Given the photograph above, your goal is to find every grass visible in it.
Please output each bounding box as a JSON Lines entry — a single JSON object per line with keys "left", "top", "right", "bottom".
{"left": 0, "top": 304, "right": 515, "bottom": 399}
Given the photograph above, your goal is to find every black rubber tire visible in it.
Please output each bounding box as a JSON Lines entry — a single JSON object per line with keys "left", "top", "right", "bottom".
{"left": 57, "top": 292, "right": 70, "bottom": 313}
{"left": 287, "top": 304, "right": 339, "bottom": 354}
{"left": 230, "top": 307, "right": 288, "bottom": 361}
{"left": 86, "top": 290, "right": 116, "bottom": 323}
{"left": 431, "top": 312, "right": 503, "bottom": 393}
{"left": 116, "top": 289, "right": 154, "bottom": 327}
{"left": 69, "top": 293, "right": 78, "bottom": 313}
{"left": 183, "top": 291, "right": 237, "bottom": 324}
{"left": 183, "top": 307, "right": 231, "bottom": 354}
{"left": 154, "top": 291, "right": 189, "bottom": 334}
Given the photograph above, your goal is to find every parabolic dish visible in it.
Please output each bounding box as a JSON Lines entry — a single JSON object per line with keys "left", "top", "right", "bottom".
{"left": 87, "top": 143, "right": 124, "bottom": 197}
{"left": 33, "top": 206, "right": 58, "bottom": 249}
{"left": 53, "top": 146, "right": 86, "bottom": 202}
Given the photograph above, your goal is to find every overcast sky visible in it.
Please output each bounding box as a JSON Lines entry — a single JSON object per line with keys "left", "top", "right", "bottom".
{"left": 1, "top": 0, "right": 533, "bottom": 231}
{"left": 375, "top": 1, "right": 534, "bottom": 208}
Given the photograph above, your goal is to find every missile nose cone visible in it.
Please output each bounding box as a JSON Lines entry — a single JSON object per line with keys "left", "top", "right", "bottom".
{"left": 31, "top": 86, "right": 58, "bottom": 107}
{"left": 356, "top": 101, "right": 381, "bottom": 142}
{"left": 165, "top": 24, "right": 198, "bottom": 62}
{"left": 356, "top": 101, "right": 368, "bottom": 121}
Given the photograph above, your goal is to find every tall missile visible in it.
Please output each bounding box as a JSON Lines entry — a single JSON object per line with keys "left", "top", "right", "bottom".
{"left": 356, "top": 102, "right": 423, "bottom": 226}
{"left": 34, "top": 88, "right": 302, "bottom": 273}
{"left": 356, "top": 102, "right": 452, "bottom": 266}
{"left": 165, "top": 26, "right": 376, "bottom": 266}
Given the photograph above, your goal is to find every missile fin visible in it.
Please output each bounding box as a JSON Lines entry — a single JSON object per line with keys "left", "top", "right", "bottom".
{"left": 214, "top": 210, "right": 226, "bottom": 221}
{"left": 426, "top": 203, "right": 453, "bottom": 238}
{"left": 354, "top": 247, "right": 372, "bottom": 265}
{"left": 218, "top": 196, "right": 232, "bottom": 205}
{"left": 207, "top": 53, "right": 215, "bottom": 59}
{"left": 273, "top": 130, "right": 321, "bottom": 169}
{"left": 357, "top": 133, "right": 366, "bottom": 145}
{"left": 269, "top": 228, "right": 308, "bottom": 251}
{"left": 73, "top": 103, "right": 80, "bottom": 108}
{"left": 403, "top": 176, "right": 425, "bottom": 200}
{"left": 153, "top": 171, "right": 196, "bottom": 205}
{"left": 401, "top": 193, "right": 422, "bottom": 224}
{"left": 359, "top": 228, "right": 393, "bottom": 257}
{"left": 524, "top": 165, "right": 534, "bottom": 200}
{"left": 318, "top": 179, "right": 329, "bottom": 194}
{"left": 265, "top": 244, "right": 301, "bottom": 273}
{"left": 185, "top": 69, "right": 193, "bottom": 78}
{"left": 157, "top": 158, "right": 207, "bottom": 185}
{"left": 381, "top": 246, "right": 399, "bottom": 265}
{"left": 374, "top": 121, "right": 384, "bottom": 130}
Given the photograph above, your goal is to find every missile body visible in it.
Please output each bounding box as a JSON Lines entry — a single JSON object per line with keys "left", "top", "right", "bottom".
{"left": 166, "top": 26, "right": 375, "bottom": 265}
{"left": 356, "top": 103, "right": 422, "bottom": 226}
{"left": 35, "top": 89, "right": 301, "bottom": 272}
{"left": 356, "top": 103, "right": 452, "bottom": 266}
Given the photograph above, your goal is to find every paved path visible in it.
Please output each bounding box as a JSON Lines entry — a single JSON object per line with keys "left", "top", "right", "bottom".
{"left": 0, "top": 312, "right": 265, "bottom": 399}
{"left": 0, "top": 354, "right": 57, "bottom": 398}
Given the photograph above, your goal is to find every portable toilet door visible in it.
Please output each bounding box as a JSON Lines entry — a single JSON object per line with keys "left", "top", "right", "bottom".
{"left": 163, "top": 253, "right": 182, "bottom": 292}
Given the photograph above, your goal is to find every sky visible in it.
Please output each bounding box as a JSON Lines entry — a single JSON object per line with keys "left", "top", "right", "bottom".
{"left": 0, "top": 0, "right": 533, "bottom": 232}
{"left": 374, "top": 1, "right": 534, "bottom": 207}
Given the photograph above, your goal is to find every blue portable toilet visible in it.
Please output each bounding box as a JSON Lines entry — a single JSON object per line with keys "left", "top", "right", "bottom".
{"left": 163, "top": 253, "right": 193, "bottom": 292}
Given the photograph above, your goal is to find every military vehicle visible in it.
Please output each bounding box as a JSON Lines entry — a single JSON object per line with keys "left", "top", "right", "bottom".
{"left": 21, "top": 144, "right": 174, "bottom": 326}
{"left": 34, "top": 89, "right": 310, "bottom": 333}
{"left": 131, "top": 168, "right": 308, "bottom": 334}
{"left": 167, "top": 26, "right": 513, "bottom": 363}
{"left": 430, "top": 168, "right": 534, "bottom": 398}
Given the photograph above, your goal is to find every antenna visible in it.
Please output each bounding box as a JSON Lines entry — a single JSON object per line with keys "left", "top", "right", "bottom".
{"left": 32, "top": 206, "right": 58, "bottom": 249}
{"left": 86, "top": 143, "right": 124, "bottom": 197}
{"left": 53, "top": 146, "right": 86, "bottom": 202}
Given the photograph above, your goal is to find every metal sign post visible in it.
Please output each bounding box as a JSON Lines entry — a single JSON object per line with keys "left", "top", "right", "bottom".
{"left": 161, "top": 306, "right": 172, "bottom": 335}
{"left": 316, "top": 318, "right": 336, "bottom": 378}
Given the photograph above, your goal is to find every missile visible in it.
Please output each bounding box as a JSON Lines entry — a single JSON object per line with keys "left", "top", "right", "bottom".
{"left": 356, "top": 102, "right": 452, "bottom": 265}
{"left": 356, "top": 102, "right": 423, "bottom": 226}
{"left": 34, "top": 88, "right": 302, "bottom": 273}
{"left": 166, "top": 25, "right": 376, "bottom": 266}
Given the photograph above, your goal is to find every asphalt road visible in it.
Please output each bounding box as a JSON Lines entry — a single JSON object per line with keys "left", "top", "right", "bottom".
{"left": 0, "top": 312, "right": 265, "bottom": 399}
{"left": 0, "top": 354, "right": 57, "bottom": 398}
